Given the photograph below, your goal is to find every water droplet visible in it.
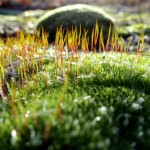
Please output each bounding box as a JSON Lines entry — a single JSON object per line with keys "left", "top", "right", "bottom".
{"left": 11, "top": 129, "right": 17, "bottom": 145}
{"left": 138, "top": 131, "right": 144, "bottom": 137}
{"left": 74, "top": 98, "right": 78, "bottom": 103}
{"left": 98, "top": 106, "right": 107, "bottom": 114}
{"left": 95, "top": 116, "right": 101, "bottom": 122}
{"left": 11, "top": 129, "right": 17, "bottom": 137}
{"left": 84, "top": 95, "right": 91, "bottom": 100}
{"left": 131, "top": 103, "right": 142, "bottom": 110}
{"left": 137, "top": 97, "right": 145, "bottom": 104}
{"left": 25, "top": 111, "right": 30, "bottom": 118}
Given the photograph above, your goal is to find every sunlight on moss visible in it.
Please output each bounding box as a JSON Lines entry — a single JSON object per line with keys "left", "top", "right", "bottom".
{"left": 0, "top": 23, "right": 150, "bottom": 149}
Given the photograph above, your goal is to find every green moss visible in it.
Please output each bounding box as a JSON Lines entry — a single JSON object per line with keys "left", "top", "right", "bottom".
{"left": 116, "top": 23, "right": 150, "bottom": 36}
{"left": 0, "top": 52, "right": 150, "bottom": 149}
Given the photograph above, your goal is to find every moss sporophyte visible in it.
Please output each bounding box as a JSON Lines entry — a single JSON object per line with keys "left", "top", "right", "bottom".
{"left": 0, "top": 22, "right": 149, "bottom": 150}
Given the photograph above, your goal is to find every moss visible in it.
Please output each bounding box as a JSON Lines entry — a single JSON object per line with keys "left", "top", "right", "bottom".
{"left": 0, "top": 19, "right": 150, "bottom": 149}
{"left": 116, "top": 23, "right": 150, "bottom": 36}
{"left": 1, "top": 51, "right": 150, "bottom": 149}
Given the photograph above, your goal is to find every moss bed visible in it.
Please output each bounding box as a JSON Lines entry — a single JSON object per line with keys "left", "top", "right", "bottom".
{"left": 0, "top": 11, "right": 150, "bottom": 148}
{"left": 0, "top": 49, "right": 150, "bottom": 149}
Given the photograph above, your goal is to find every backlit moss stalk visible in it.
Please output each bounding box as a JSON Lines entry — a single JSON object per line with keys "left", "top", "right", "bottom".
{"left": 54, "top": 23, "right": 145, "bottom": 82}
{"left": 99, "top": 26, "right": 105, "bottom": 52}
{"left": 55, "top": 26, "right": 65, "bottom": 78}
{"left": 0, "top": 30, "right": 48, "bottom": 99}
{"left": 91, "top": 20, "right": 99, "bottom": 52}
{"left": 81, "top": 30, "right": 89, "bottom": 52}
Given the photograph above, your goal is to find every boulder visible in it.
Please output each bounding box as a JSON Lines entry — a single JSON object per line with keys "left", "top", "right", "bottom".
{"left": 36, "top": 4, "right": 115, "bottom": 45}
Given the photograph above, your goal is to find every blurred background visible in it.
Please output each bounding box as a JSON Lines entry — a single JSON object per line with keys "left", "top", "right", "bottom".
{"left": 0, "top": 0, "right": 150, "bottom": 10}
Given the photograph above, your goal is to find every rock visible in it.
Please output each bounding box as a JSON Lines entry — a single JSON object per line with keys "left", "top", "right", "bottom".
{"left": 36, "top": 4, "right": 115, "bottom": 45}
{"left": 0, "top": 23, "right": 21, "bottom": 39}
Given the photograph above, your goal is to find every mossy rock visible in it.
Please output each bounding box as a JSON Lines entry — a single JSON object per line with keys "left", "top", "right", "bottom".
{"left": 36, "top": 4, "right": 115, "bottom": 44}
